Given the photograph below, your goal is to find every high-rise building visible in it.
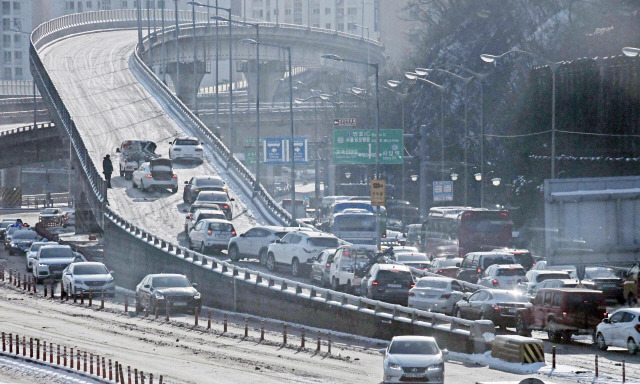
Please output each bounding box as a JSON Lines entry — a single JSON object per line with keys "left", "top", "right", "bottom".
{"left": 378, "top": 0, "right": 419, "bottom": 68}
{"left": 240, "top": 0, "right": 379, "bottom": 40}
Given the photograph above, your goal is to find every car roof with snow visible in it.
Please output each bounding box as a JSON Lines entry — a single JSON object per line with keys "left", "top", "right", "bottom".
{"left": 377, "top": 263, "right": 411, "bottom": 272}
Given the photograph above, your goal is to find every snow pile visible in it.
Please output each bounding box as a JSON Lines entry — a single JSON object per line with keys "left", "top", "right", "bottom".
{"left": 482, "top": 332, "right": 495, "bottom": 343}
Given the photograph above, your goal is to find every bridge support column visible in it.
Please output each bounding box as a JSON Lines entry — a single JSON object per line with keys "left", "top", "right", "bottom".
{"left": 166, "top": 61, "right": 207, "bottom": 109}
{"left": 241, "top": 60, "right": 286, "bottom": 104}
{"left": 0, "top": 167, "right": 22, "bottom": 208}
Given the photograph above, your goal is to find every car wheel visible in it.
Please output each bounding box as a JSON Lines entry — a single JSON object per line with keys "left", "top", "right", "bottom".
{"left": 561, "top": 331, "right": 573, "bottom": 344}
{"left": 515, "top": 315, "right": 531, "bottom": 336}
{"left": 291, "top": 258, "right": 300, "bottom": 277}
{"left": 331, "top": 277, "right": 339, "bottom": 292}
{"left": 171, "top": 186, "right": 178, "bottom": 194}
{"left": 628, "top": 338, "right": 638, "bottom": 355}
{"left": 125, "top": 172, "right": 132, "bottom": 181}
{"left": 228, "top": 245, "right": 240, "bottom": 262}
{"left": 628, "top": 293, "right": 637, "bottom": 307}
{"left": 200, "top": 242, "right": 207, "bottom": 255}
{"left": 345, "top": 280, "right": 352, "bottom": 294}
{"left": 596, "top": 332, "right": 608, "bottom": 351}
{"left": 547, "top": 320, "right": 562, "bottom": 343}
{"left": 119, "top": 167, "right": 124, "bottom": 177}
{"left": 266, "top": 253, "right": 276, "bottom": 272}
{"left": 132, "top": 179, "right": 138, "bottom": 188}
{"left": 453, "top": 307, "right": 462, "bottom": 319}
{"left": 259, "top": 248, "right": 268, "bottom": 266}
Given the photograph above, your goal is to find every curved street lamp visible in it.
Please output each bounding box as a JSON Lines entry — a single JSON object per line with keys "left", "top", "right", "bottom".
{"left": 481, "top": 49, "right": 561, "bottom": 179}
{"left": 622, "top": 47, "right": 640, "bottom": 57}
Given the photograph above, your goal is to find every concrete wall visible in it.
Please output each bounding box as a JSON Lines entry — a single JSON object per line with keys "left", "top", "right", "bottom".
{"left": 104, "top": 218, "right": 472, "bottom": 352}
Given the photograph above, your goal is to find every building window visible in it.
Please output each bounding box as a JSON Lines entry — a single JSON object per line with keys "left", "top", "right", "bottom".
{"left": 87, "top": 1, "right": 93, "bottom": 8}
{"left": 2, "top": 18, "right": 10, "bottom": 30}
{"left": 347, "top": 22, "right": 356, "bottom": 32}
{"left": 122, "top": 0, "right": 128, "bottom": 7}
{"left": 312, "top": 23, "right": 319, "bottom": 28}
{"left": 14, "top": 50, "right": 20, "bottom": 60}
{"left": 312, "top": 8, "right": 319, "bottom": 14}
{"left": 347, "top": 7, "right": 356, "bottom": 15}
{"left": 336, "top": 7, "right": 344, "bottom": 16}
{"left": 273, "top": 8, "right": 278, "bottom": 15}
{"left": 3, "top": 51, "right": 11, "bottom": 64}
{"left": 68, "top": 1, "right": 75, "bottom": 10}
{"left": 324, "top": 7, "right": 330, "bottom": 14}
{"left": 3, "top": 68, "right": 11, "bottom": 78}
{"left": 285, "top": 9, "right": 291, "bottom": 15}
{"left": 2, "top": 35, "right": 10, "bottom": 45}
{"left": 2, "top": 2, "right": 10, "bottom": 14}
{"left": 337, "top": 22, "right": 344, "bottom": 31}
{"left": 13, "top": 34, "right": 19, "bottom": 44}
{"left": 13, "top": 1, "right": 19, "bottom": 11}
{"left": 14, "top": 66, "right": 21, "bottom": 78}
{"left": 325, "top": 23, "right": 331, "bottom": 29}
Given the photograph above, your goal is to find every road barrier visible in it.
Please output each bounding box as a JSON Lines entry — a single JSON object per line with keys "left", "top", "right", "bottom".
{"left": 491, "top": 335, "right": 545, "bottom": 364}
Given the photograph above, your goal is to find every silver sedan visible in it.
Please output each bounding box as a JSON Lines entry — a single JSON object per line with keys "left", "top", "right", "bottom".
{"left": 61, "top": 262, "right": 115, "bottom": 297}
{"left": 380, "top": 336, "right": 446, "bottom": 384}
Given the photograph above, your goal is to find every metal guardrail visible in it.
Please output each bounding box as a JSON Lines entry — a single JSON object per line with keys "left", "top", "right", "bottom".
{"left": 0, "top": 122, "right": 55, "bottom": 138}
{"left": 26, "top": 10, "right": 485, "bottom": 342}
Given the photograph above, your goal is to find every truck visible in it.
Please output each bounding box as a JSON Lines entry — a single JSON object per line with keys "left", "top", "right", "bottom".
{"left": 544, "top": 176, "right": 640, "bottom": 266}
{"left": 116, "top": 140, "right": 158, "bottom": 180}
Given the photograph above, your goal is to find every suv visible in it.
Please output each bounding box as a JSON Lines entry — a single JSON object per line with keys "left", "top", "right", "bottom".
{"left": 39, "top": 208, "right": 64, "bottom": 226}
{"left": 266, "top": 231, "right": 341, "bottom": 277}
{"left": 26, "top": 241, "right": 58, "bottom": 272}
{"left": 361, "top": 263, "right": 414, "bottom": 305}
{"left": 187, "top": 219, "right": 236, "bottom": 254}
{"left": 477, "top": 264, "right": 526, "bottom": 289}
{"left": 227, "top": 226, "right": 312, "bottom": 264}
{"left": 184, "top": 208, "right": 227, "bottom": 234}
{"left": 515, "top": 288, "right": 607, "bottom": 342}
{"left": 328, "top": 244, "right": 377, "bottom": 293}
{"left": 192, "top": 191, "right": 234, "bottom": 220}
{"left": 32, "top": 245, "right": 80, "bottom": 283}
{"left": 169, "top": 137, "right": 204, "bottom": 162}
{"left": 183, "top": 175, "right": 227, "bottom": 204}
{"left": 132, "top": 159, "right": 178, "bottom": 193}
{"left": 456, "top": 252, "right": 516, "bottom": 284}
{"left": 492, "top": 248, "right": 535, "bottom": 270}
{"left": 116, "top": 140, "right": 158, "bottom": 180}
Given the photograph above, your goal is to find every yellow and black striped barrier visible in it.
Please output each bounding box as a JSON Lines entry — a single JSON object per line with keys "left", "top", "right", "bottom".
{"left": 491, "top": 335, "right": 545, "bottom": 364}
{"left": 1, "top": 187, "right": 21, "bottom": 208}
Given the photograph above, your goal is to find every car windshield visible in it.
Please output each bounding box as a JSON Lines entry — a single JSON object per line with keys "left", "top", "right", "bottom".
{"left": 175, "top": 139, "right": 198, "bottom": 145}
{"left": 416, "top": 279, "right": 448, "bottom": 289}
{"left": 208, "top": 222, "right": 234, "bottom": 232}
{"left": 152, "top": 276, "right": 191, "bottom": 288}
{"left": 308, "top": 237, "right": 340, "bottom": 247}
{"left": 41, "top": 209, "right": 58, "bottom": 214}
{"left": 497, "top": 268, "right": 526, "bottom": 276}
{"left": 389, "top": 340, "right": 439, "bottom": 355}
{"left": 482, "top": 256, "right": 514, "bottom": 268}
{"left": 31, "top": 243, "right": 55, "bottom": 252}
{"left": 74, "top": 264, "right": 109, "bottom": 275}
{"left": 197, "top": 192, "right": 228, "bottom": 203}
{"left": 586, "top": 268, "right": 617, "bottom": 279}
{"left": 200, "top": 213, "right": 225, "bottom": 220}
{"left": 492, "top": 292, "right": 529, "bottom": 302}
{"left": 39, "top": 247, "right": 73, "bottom": 258}
{"left": 195, "top": 178, "right": 224, "bottom": 187}
{"left": 12, "top": 231, "right": 38, "bottom": 240}
{"left": 334, "top": 215, "right": 376, "bottom": 231}
{"left": 397, "top": 254, "right": 430, "bottom": 263}
{"left": 566, "top": 293, "right": 603, "bottom": 308}
{"left": 537, "top": 272, "right": 570, "bottom": 282}
{"left": 378, "top": 270, "right": 413, "bottom": 284}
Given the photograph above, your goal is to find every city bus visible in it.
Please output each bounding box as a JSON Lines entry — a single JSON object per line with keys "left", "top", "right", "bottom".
{"left": 331, "top": 210, "right": 378, "bottom": 245}
{"left": 421, "top": 207, "right": 513, "bottom": 258}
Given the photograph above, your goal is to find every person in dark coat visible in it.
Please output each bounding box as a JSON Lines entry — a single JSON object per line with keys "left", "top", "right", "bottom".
{"left": 103, "top": 154, "right": 113, "bottom": 188}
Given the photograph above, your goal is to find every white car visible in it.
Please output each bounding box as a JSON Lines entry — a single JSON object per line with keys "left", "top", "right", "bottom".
{"left": 328, "top": 244, "right": 376, "bottom": 292}
{"left": 408, "top": 276, "right": 465, "bottom": 315}
{"left": 516, "top": 269, "right": 571, "bottom": 295}
{"left": 380, "top": 336, "right": 445, "bottom": 384}
{"left": 116, "top": 140, "right": 157, "bottom": 180}
{"left": 33, "top": 245, "right": 79, "bottom": 283}
{"left": 169, "top": 137, "right": 204, "bottom": 162}
{"left": 595, "top": 308, "right": 640, "bottom": 354}
{"left": 395, "top": 252, "right": 431, "bottom": 270}
{"left": 477, "top": 264, "right": 526, "bottom": 289}
{"left": 184, "top": 208, "right": 227, "bottom": 234}
{"left": 25, "top": 241, "right": 58, "bottom": 272}
{"left": 187, "top": 218, "right": 236, "bottom": 254}
{"left": 227, "top": 226, "right": 312, "bottom": 264}
{"left": 389, "top": 246, "right": 420, "bottom": 256}
{"left": 266, "top": 231, "right": 341, "bottom": 277}
{"left": 132, "top": 159, "right": 178, "bottom": 193}
{"left": 61, "top": 262, "right": 115, "bottom": 297}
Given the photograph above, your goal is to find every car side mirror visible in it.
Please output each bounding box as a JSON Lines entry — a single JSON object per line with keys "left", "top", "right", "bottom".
{"left": 182, "top": 209, "right": 188, "bottom": 213}
{"left": 184, "top": 181, "right": 188, "bottom": 184}
{"left": 240, "top": 233, "right": 246, "bottom": 237}
{"left": 442, "top": 349, "right": 449, "bottom": 358}
{"left": 110, "top": 271, "right": 115, "bottom": 276}
{"left": 144, "top": 284, "right": 150, "bottom": 289}
{"left": 456, "top": 263, "right": 461, "bottom": 267}
{"left": 201, "top": 142, "right": 204, "bottom": 145}
{"left": 378, "top": 348, "right": 386, "bottom": 356}
{"left": 603, "top": 318, "right": 611, "bottom": 324}
{"left": 192, "top": 283, "right": 198, "bottom": 289}
{"left": 230, "top": 198, "right": 235, "bottom": 201}
{"left": 275, "top": 240, "right": 281, "bottom": 244}
{"left": 116, "top": 148, "right": 121, "bottom": 153}
{"left": 463, "top": 296, "right": 469, "bottom": 302}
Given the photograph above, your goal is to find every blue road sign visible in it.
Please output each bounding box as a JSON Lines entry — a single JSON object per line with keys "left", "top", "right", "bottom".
{"left": 433, "top": 181, "right": 454, "bottom": 202}
{"left": 263, "top": 137, "right": 308, "bottom": 164}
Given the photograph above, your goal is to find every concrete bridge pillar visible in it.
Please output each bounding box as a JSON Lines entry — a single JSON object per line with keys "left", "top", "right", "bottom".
{"left": 240, "top": 60, "right": 286, "bottom": 104}
{"left": 0, "top": 167, "right": 22, "bottom": 208}
{"left": 166, "top": 61, "right": 207, "bottom": 108}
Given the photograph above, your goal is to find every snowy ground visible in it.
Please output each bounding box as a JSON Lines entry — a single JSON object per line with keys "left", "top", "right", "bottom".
{"left": 0, "top": 354, "right": 105, "bottom": 384}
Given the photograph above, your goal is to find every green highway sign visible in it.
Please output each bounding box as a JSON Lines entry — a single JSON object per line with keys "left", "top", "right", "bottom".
{"left": 333, "top": 129, "right": 403, "bottom": 164}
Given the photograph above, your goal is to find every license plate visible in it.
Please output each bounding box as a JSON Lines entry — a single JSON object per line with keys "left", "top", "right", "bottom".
{"left": 404, "top": 373, "right": 425, "bottom": 378}
{"left": 508, "top": 308, "right": 517, "bottom": 313}
{"left": 172, "top": 302, "right": 187, "bottom": 306}
{"left": 388, "top": 284, "right": 401, "bottom": 288}
{"left": 216, "top": 234, "right": 229, "bottom": 239}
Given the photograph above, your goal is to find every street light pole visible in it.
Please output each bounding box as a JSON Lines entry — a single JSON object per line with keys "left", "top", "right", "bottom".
{"left": 174, "top": 0, "right": 180, "bottom": 97}
{"left": 481, "top": 50, "right": 560, "bottom": 179}
{"left": 192, "top": 2, "right": 199, "bottom": 115}
{"left": 161, "top": 0, "right": 166, "bottom": 83}
{"left": 137, "top": 0, "right": 143, "bottom": 46}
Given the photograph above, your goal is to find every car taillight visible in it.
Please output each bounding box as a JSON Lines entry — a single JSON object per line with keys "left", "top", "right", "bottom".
{"left": 493, "top": 306, "right": 500, "bottom": 311}
{"left": 478, "top": 268, "right": 482, "bottom": 274}
{"left": 222, "top": 204, "right": 229, "bottom": 209}
{"left": 382, "top": 233, "right": 386, "bottom": 238}
{"left": 619, "top": 281, "right": 625, "bottom": 286}
{"left": 145, "top": 174, "right": 153, "bottom": 178}
{"left": 372, "top": 281, "right": 379, "bottom": 285}
{"left": 562, "top": 311, "right": 567, "bottom": 317}
{"left": 410, "top": 283, "right": 415, "bottom": 288}
{"left": 326, "top": 263, "right": 331, "bottom": 267}
{"left": 188, "top": 214, "right": 193, "bottom": 219}
{"left": 195, "top": 189, "right": 200, "bottom": 192}
{"left": 231, "top": 231, "right": 237, "bottom": 236}
{"left": 207, "top": 230, "right": 212, "bottom": 235}
{"left": 634, "top": 324, "right": 640, "bottom": 334}
{"left": 173, "top": 174, "right": 178, "bottom": 178}
{"left": 492, "top": 279, "right": 499, "bottom": 286}
{"left": 438, "top": 269, "right": 443, "bottom": 274}
{"left": 440, "top": 293, "right": 451, "bottom": 299}
{"left": 409, "top": 292, "right": 415, "bottom": 297}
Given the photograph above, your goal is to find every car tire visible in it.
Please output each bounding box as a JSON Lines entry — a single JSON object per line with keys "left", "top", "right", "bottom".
{"left": 331, "top": 277, "right": 339, "bottom": 292}
{"left": 125, "top": 173, "right": 132, "bottom": 181}
{"left": 171, "top": 186, "right": 178, "bottom": 194}
{"left": 132, "top": 179, "right": 138, "bottom": 188}
{"left": 628, "top": 338, "right": 638, "bottom": 355}
{"left": 454, "top": 307, "right": 462, "bottom": 319}
{"left": 561, "top": 331, "right": 573, "bottom": 344}
{"left": 200, "top": 242, "right": 207, "bottom": 255}
{"left": 596, "top": 332, "right": 608, "bottom": 351}
{"left": 628, "top": 293, "right": 637, "bottom": 307}
{"left": 547, "top": 320, "right": 562, "bottom": 343}
{"left": 119, "top": 167, "right": 124, "bottom": 177}
{"left": 266, "top": 253, "right": 276, "bottom": 272}
{"left": 291, "top": 258, "right": 300, "bottom": 277}
{"left": 259, "top": 248, "right": 268, "bottom": 266}
{"left": 515, "top": 315, "right": 531, "bottom": 336}
{"left": 228, "top": 245, "right": 240, "bottom": 262}
{"left": 346, "top": 280, "right": 352, "bottom": 294}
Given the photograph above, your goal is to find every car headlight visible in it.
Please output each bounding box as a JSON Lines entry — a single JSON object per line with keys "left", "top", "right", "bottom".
{"left": 194, "top": 293, "right": 201, "bottom": 300}
{"left": 427, "top": 363, "right": 444, "bottom": 370}
{"left": 387, "top": 363, "right": 401, "bottom": 370}
{"left": 155, "top": 293, "right": 164, "bottom": 300}
{"left": 38, "top": 263, "right": 47, "bottom": 267}
{"left": 10, "top": 243, "right": 15, "bottom": 247}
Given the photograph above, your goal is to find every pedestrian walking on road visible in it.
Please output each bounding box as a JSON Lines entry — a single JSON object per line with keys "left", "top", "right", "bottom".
{"left": 103, "top": 154, "right": 113, "bottom": 188}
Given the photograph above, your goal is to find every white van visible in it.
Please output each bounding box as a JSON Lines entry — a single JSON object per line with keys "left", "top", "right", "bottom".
{"left": 328, "top": 244, "right": 377, "bottom": 293}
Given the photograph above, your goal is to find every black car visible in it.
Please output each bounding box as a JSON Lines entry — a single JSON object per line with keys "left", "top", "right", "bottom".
{"left": 455, "top": 252, "right": 516, "bottom": 283}
{"left": 493, "top": 248, "right": 535, "bottom": 270}
{"left": 183, "top": 175, "right": 227, "bottom": 204}
{"left": 361, "top": 263, "right": 414, "bottom": 305}
{"left": 570, "top": 266, "right": 625, "bottom": 304}
{"left": 453, "top": 288, "right": 530, "bottom": 329}
{"left": 135, "top": 274, "right": 201, "bottom": 313}
{"left": 7, "top": 230, "right": 40, "bottom": 255}
{"left": 0, "top": 219, "right": 20, "bottom": 241}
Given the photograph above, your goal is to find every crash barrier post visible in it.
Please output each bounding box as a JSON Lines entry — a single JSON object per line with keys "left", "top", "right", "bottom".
{"left": 301, "top": 329, "right": 305, "bottom": 348}
{"left": 141, "top": 371, "right": 144, "bottom": 384}
{"left": 89, "top": 290, "right": 92, "bottom": 306}
{"left": 469, "top": 320, "right": 494, "bottom": 354}
{"left": 83, "top": 350, "right": 87, "bottom": 372}
{"left": 194, "top": 307, "right": 199, "bottom": 326}
{"left": 80, "top": 290, "right": 84, "bottom": 305}
{"left": 33, "top": 277, "right": 36, "bottom": 293}
{"left": 128, "top": 365, "right": 132, "bottom": 384}
{"left": 109, "top": 359, "right": 113, "bottom": 381}
{"left": 260, "top": 320, "right": 264, "bottom": 341}
{"left": 76, "top": 349, "right": 80, "bottom": 370}
{"left": 29, "top": 337, "right": 32, "bottom": 358}
{"left": 23, "top": 274, "right": 26, "bottom": 290}
{"left": 1, "top": 332, "right": 4, "bottom": 352}
{"left": 623, "top": 358, "right": 625, "bottom": 382}
{"left": 552, "top": 346, "right": 556, "bottom": 368}
{"left": 64, "top": 346, "right": 67, "bottom": 366}
{"left": 124, "top": 294, "right": 128, "bottom": 313}
{"left": 328, "top": 332, "right": 331, "bottom": 354}
{"left": 244, "top": 317, "right": 248, "bottom": 337}
{"left": 282, "top": 323, "right": 287, "bottom": 345}
{"left": 207, "top": 310, "right": 211, "bottom": 329}
{"left": 27, "top": 276, "right": 31, "bottom": 291}
{"left": 8, "top": 269, "right": 11, "bottom": 284}
{"left": 165, "top": 301, "right": 169, "bottom": 321}
{"left": 223, "top": 314, "right": 227, "bottom": 332}
{"left": 90, "top": 353, "right": 93, "bottom": 374}
{"left": 22, "top": 336, "right": 25, "bottom": 356}
{"left": 159, "top": 375, "right": 163, "bottom": 384}
{"left": 101, "top": 291, "right": 104, "bottom": 309}
{"left": 121, "top": 364, "right": 125, "bottom": 384}
{"left": 73, "top": 287, "right": 77, "bottom": 303}
{"left": 317, "top": 331, "right": 321, "bottom": 351}
{"left": 43, "top": 340, "right": 46, "bottom": 361}
{"left": 57, "top": 344, "right": 60, "bottom": 365}
{"left": 36, "top": 339, "right": 40, "bottom": 360}
{"left": 491, "top": 335, "right": 544, "bottom": 364}
{"left": 102, "top": 356, "right": 106, "bottom": 378}
{"left": 135, "top": 368, "right": 138, "bottom": 384}
{"left": 595, "top": 355, "right": 598, "bottom": 377}
{"left": 70, "top": 347, "right": 73, "bottom": 368}
{"left": 50, "top": 283, "right": 55, "bottom": 299}
{"left": 150, "top": 373, "right": 153, "bottom": 384}
{"left": 44, "top": 283, "right": 47, "bottom": 297}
